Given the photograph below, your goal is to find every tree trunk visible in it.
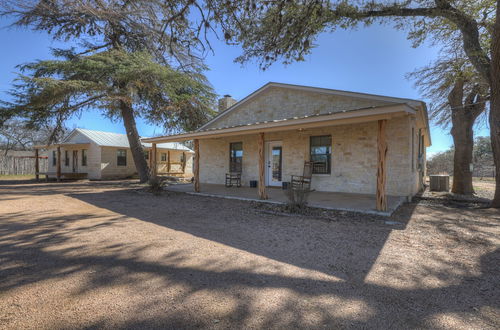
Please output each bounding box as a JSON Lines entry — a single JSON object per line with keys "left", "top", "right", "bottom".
{"left": 120, "top": 101, "right": 150, "bottom": 183}
{"left": 451, "top": 116, "right": 475, "bottom": 195}
{"left": 448, "top": 79, "right": 485, "bottom": 195}
{"left": 489, "top": 1, "right": 500, "bottom": 207}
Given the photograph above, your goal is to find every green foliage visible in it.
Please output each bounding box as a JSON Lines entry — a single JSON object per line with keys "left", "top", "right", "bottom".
{"left": 2, "top": 49, "right": 216, "bottom": 133}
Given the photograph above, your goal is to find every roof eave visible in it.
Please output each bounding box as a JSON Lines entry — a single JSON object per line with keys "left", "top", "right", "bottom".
{"left": 143, "top": 104, "right": 416, "bottom": 143}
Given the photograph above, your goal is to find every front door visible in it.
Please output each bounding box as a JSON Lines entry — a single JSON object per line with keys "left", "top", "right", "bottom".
{"left": 266, "top": 141, "right": 283, "bottom": 187}
{"left": 72, "top": 150, "right": 78, "bottom": 173}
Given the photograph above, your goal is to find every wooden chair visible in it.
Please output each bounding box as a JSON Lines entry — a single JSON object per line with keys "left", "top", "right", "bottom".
{"left": 225, "top": 172, "right": 242, "bottom": 187}
{"left": 291, "top": 161, "right": 313, "bottom": 190}
{"left": 225, "top": 162, "right": 242, "bottom": 187}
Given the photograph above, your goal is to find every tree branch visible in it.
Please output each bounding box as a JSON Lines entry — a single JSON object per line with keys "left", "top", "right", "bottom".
{"left": 334, "top": 2, "right": 492, "bottom": 84}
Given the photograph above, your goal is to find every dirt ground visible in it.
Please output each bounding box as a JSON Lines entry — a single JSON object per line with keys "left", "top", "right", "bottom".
{"left": 0, "top": 181, "right": 498, "bottom": 329}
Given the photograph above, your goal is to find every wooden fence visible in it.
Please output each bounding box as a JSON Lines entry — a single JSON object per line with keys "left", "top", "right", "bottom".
{"left": 0, "top": 156, "right": 48, "bottom": 175}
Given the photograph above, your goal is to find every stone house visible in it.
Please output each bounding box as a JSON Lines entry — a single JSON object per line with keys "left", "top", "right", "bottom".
{"left": 40, "top": 128, "right": 193, "bottom": 180}
{"left": 143, "top": 82, "right": 431, "bottom": 211}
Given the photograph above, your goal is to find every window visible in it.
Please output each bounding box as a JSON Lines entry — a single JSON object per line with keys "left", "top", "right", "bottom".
{"left": 310, "top": 135, "right": 331, "bottom": 174}
{"left": 82, "top": 149, "right": 87, "bottom": 166}
{"left": 64, "top": 150, "right": 70, "bottom": 166}
{"left": 117, "top": 149, "right": 127, "bottom": 166}
{"left": 161, "top": 153, "right": 167, "bottom": 162}
{"left": 52, "top": 151, "right": 56, "bottom": 166}
{"left": 229, "top": 142, "right": 243, "bottom": 172}
{"left": 144, "top": 150, "right": 149, "bottom": 160}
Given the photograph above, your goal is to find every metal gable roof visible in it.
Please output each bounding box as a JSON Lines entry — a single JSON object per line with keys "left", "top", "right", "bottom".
{"left": 67, "top": 128, "right": 192, "bottom": 151}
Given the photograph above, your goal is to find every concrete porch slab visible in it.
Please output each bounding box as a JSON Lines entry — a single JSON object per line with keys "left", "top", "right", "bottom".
{"left": 164, "top": 183, "right": 405, "bottom": 216}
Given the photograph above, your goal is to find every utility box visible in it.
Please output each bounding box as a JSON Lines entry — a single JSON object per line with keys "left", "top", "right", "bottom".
{"left": 429, "top": 175, "right": 450, "bottom": 192}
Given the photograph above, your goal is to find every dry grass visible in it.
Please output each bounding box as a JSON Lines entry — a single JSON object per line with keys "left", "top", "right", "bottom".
{"left": 0, "top": 174, "right": 36, "bottom": 181}
{"left": 0, "top": 181, "right": 498, "bottom": 329}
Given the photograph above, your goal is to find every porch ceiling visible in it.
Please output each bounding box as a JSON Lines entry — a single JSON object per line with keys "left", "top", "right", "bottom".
{"left": 143, "top": 103, "right": 416, "bottom": 143}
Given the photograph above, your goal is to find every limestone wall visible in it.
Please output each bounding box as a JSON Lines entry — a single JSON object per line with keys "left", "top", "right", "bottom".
{"left": 205, "top": 86, "right": 393, "bottom": 130}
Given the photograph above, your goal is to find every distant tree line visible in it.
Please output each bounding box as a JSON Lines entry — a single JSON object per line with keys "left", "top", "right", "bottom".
{"left": 0, "top": 119, "right": 69, "bottom": 155}
{"left": 428, "top": 136, "right": 495, "bottom": 178}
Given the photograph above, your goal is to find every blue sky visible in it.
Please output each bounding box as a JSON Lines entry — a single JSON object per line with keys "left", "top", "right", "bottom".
{"left": 0, "top": 19, "right": 490, "bottom": 156}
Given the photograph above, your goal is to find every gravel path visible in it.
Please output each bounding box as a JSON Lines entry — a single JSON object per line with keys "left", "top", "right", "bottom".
{"left": 0, "top": 181, "right": 498, "bottom": 329}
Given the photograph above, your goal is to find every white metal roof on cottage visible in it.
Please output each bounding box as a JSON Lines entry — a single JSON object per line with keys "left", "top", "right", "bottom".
{"left": 66, "top": 128, "right": 192, "bottom": 151}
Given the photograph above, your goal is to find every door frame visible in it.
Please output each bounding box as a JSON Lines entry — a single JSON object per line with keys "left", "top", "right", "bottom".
{"left": 265, "top": 141, "right": 283, "bottom": 187}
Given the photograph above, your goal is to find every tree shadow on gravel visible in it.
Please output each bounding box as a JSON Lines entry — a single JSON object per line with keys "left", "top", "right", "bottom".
{"left": 0, "top": 185, "right": 498, "bottom": 328}
{"left": 70, "top": 188, "right": 403, "bottom": 283}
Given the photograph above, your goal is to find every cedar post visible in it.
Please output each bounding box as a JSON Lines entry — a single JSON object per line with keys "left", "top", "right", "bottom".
{"left": 193, "top": 139, "right": 200, "bottom": 192}
{"left": 182, "top": 152, "right": 186, "bottom": 173}
{"left": 376, "top": 120, "right": 388, "bottom": 211}
{"left": 151, "top": 143, "right": 157, "bottom": 177}
{"left": 258, "top": 132, "right": 267, "bottom": 200}
{"left": 35, "top": 148, "right": 39, "bottom": 182}
{"left": 167, "top": 150, "right": 171, "bottom": 173}
{"left": 148, "top": 148, "right": 152, "bottom": 169}
{"left": 56, "top": 146, "right": 61, "bottom": 182}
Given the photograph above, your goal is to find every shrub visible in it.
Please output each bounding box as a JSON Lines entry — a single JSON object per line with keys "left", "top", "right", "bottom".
{"left": 284, "top": 186, "right": 311, "bottom": 212}
{"left": 148, "top": 175, "right": 165, "bottom": 195}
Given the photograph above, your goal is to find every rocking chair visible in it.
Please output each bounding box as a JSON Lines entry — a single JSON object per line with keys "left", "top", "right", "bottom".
{"left": 291, "top": 161, "right": 314, "bottom": 190}
{"left": 225, "top": 163, "right": 242, "bottom": 187}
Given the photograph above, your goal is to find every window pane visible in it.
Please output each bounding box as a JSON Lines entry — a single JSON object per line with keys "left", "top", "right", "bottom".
{"left": 310, "top": 135, "right": 331, "bottom": 174}
{"left": 229, "top": 142, "right": 243, "bottom": 172}
{"left": 82, "top": 150, "right": 87, "bottom": 166}
{"left": 117, "top": 149, "right": 127, "bottom": 166}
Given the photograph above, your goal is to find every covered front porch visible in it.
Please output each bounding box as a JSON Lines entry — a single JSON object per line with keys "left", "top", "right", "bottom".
{"left": 143, "top": 103, "right": 421, "bottom": 213}
{"left": 165, "top": 183, "right": 405, "bottom": 215}
{"left": 34, "top": 143, "right": 90, "bottom": 181}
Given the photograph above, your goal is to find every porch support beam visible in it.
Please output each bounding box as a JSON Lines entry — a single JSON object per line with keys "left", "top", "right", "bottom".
{"left": 148, "top": 147, "right": 152, "bottom": 169}
{"left": 56, "top": 146, "right": 61, "bottom": 182}
{"left": 167, "top": 150, "right": 171, "bottom": 173}
{"left": 376, "top": 119, "right": 388, "bottom": 211}
{"left": 194, "top": 139, "right": 200, "bottom": 192}
{"left": 151, "top": 143, "right": 157, "bottom": 177}
{"left": 182, "top": 151, "right": 186, "bottom": 173}
{"left": 35, "top": 148, "right": 39, "bottom": 182}
{"left": 258, "top": 132, "right": 268, "bottom": 200}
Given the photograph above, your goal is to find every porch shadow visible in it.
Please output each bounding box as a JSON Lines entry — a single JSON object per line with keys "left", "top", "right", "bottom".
{"left": 165, "top": 183, "right": 405, "bottom": 215}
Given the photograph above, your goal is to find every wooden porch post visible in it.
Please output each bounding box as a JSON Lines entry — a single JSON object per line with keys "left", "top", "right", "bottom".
{"left": 56, "top": 146, "right": 61, "bottom": 182}
{"left": 182, "top": 151, "right": 186, "bottom": 173}
{"left": 148, "top": 147, "right": 153, "bottom": 169}
{"left": 34, "top": 148, "right": 39, "bottom": 182}
{"left": 258, "top": 132, "right": 268, "bottom": 200}
{"left": 151, "top": 143, "right": 157, "bottom": 177}
{"left": 193, "top": 139, "right": 200, "bottom": 192}
{"left": 167, "top": 150, "right": 171, "bottom": 173}
{"left": 376, "top": 119, "right": 388, "bottom": 211}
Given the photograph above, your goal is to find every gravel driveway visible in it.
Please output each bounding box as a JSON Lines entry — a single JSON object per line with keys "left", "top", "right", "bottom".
{"left": 0, "top": 181, "right": 498, "bottom": 329}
